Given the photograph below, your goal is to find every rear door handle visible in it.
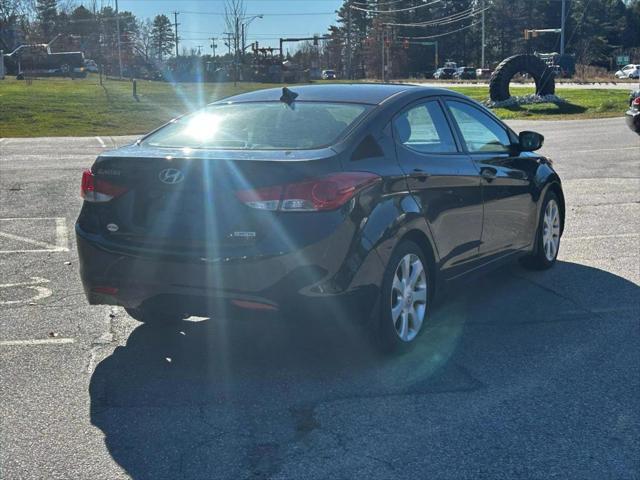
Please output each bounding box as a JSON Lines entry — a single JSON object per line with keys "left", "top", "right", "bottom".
{"left": 480, "top": 167, "right": 498, "bottom": 181}
{"left": 412, "top": 168, "right": 430, "bottom": 181}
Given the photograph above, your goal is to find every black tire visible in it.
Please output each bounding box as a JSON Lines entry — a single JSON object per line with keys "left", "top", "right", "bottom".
{"left": 374, "top": 240, "right": 431, "bottom": 354}
{"left": 521, "top": 191, "right": 562, "bottom": 270}
{"left": 125, "top": 300, "right": 187, "bottom": 325}
{"left": 489, "top": 54, "right": 555, "bottom": 102}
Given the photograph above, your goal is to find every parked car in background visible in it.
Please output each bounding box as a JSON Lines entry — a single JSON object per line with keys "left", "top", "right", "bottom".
{"left": 84, "top": 59, "right": 98, "bottom": 73}
{"left": 476, "top": 68, "right": 491, "bottom": 79}
{"left": 615, "top": 64, "right": 640, "bottom": 79}
{"left": 626, "top": 90, "right": 640, "bottom": 134}
{"left": 321, "top": 69, "right": 337, "bottom": 80}
{"left": 453, "top": 67, "right": 477, "bottom": 80}
{"left": 76, "top": 84, "right": 564, "bottom": 353}
{"left": 433, "top": 67, "right": 455, "bottom": 79}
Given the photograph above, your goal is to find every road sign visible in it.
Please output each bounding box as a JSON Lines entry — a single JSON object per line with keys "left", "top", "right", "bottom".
{"left": 617, "top": 55, "right": 630, "bottom": 66}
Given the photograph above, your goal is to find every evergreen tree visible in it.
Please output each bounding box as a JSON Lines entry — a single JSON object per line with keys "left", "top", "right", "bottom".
{"left": 151, "top": 14, "right": 174, "bottom": 60}
{"left": 36, "top": 0, "right": 57, "bottom": 41}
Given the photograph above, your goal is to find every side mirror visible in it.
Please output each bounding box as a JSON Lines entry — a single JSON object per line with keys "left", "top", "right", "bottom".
{"left": 518, "top": 131, "right": 544, "bottom": 152}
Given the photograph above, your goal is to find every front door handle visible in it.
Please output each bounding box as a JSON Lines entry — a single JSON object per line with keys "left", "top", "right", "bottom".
{"left": 412, "top": 168, "right": 430, "bottom": 182}
{"left": 480, "top": 167, "right": 498, "bottom": 182}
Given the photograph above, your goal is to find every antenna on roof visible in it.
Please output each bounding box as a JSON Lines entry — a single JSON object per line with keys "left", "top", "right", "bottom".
{"left": 280, "top": 87, "right": 298, "bottom": 106}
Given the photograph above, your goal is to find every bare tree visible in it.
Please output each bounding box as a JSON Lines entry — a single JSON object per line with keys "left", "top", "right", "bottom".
{"left": 135, "top": 18, "right": 153, "bottom": 62}
{"left": 224, "top": 0, "right": 245, "bottom": 59}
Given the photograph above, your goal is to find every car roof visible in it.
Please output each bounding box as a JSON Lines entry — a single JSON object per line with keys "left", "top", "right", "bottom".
{"left": 212, "top": 83, "right": 422, "bottom": 105}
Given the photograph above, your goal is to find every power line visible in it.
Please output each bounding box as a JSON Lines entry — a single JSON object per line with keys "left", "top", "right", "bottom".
{"left": 384, "top": 6, "right": 490, "bottom": 28}
{"left": 180, "top": 11, "right": 336, "bottom": 16}
{"left": 350, "top": 0, "right": 442, "bottom": 15}
{"left": 352, "top": 0, "right": 405, "bottom": 6}
{"left": 398, "top": 21, "right": 482, "bottom": 40}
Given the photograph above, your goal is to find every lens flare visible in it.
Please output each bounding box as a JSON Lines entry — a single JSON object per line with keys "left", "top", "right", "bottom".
{"left": 185, "top": 112, "right": 222, "bottom": 142}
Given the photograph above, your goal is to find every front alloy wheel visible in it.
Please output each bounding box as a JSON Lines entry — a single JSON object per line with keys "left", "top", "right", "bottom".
{"left": 521, "top": 190, "right": 562, "bottom": 270}
{"left": 542, "top": 198, "right": 561, "bottom": 262}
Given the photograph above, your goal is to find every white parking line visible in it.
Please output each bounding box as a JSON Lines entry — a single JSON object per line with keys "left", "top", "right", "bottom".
{"left": 0, "top": 217, "right": 69, "bottom": 253}
{"left": 0, "top": 277, "right": 52, "bottom": 305}
{"left": 573, "top": 146, "right": 639, "bottom": 154}
{"left": 55, "top": 217, "right": 69, "bottom": 249}
{"left": 563, "top": 232, "right": 640, "bottom": 240}
{"left": 95, "top": 136, "right": 106, "bottom": 148}
{"left": 0, "top": 231, "right": 65, "bottom": 250}
{"left": 0, "top": 338, "right": 75, "bottom": 346}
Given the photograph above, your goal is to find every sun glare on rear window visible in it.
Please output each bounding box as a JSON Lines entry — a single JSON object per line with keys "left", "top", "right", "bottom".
{"left": 142, "top": 102, "right": 370, "bottom": 150}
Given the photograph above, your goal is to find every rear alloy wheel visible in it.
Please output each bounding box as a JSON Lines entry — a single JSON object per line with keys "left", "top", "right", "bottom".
{"left": 521, "top": 191, "right": 561, "bottom": 270}
{"left": 376, "top": 240, "right": 430, "bottom": 353}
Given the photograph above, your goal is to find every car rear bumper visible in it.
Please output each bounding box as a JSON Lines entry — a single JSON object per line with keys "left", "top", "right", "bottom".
{"left": 625, "top": 109, "right": 640, "bottom": 134}
{"left": 76, "top": 222, "right": 385, "bottom": 318}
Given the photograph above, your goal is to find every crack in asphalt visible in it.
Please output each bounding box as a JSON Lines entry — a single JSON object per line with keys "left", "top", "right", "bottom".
{"left": 510, "top": 272, "right": 606, "bottom": 322}
{"left": 86, "top": 306, "right": 118, "bottom": 374}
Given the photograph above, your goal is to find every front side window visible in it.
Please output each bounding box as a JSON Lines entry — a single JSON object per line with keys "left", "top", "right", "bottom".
{"left": 142, "top": 102, "right": 370, "bottom": 150}
{"left": 393, "top": 101, "right": 457, "bottom": 154}
{"left": 446, "top": 100, "right": 511, "bottom": 153}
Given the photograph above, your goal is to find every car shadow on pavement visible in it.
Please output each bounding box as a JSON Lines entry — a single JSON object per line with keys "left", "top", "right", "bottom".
{"left": 89, "top": 260, "right": 639, "bottom": 480}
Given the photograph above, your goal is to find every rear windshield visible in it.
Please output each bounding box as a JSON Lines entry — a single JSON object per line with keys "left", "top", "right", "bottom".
{"left": 141, "top": 101, "right": 370, "bottom": 150}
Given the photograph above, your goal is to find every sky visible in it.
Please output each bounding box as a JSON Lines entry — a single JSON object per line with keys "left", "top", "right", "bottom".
{"left": 114, "top": 0, "right": 344, "bottom": 54}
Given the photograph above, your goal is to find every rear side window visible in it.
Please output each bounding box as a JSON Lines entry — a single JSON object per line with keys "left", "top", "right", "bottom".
{"left": 142, "top": 101, "right": 370, "bottom": 150}
{"left": 393, "top": 100, "right": 457, "bottom": 154}
{"left": 446, "top": 100, "right": 511, "bottom": 153}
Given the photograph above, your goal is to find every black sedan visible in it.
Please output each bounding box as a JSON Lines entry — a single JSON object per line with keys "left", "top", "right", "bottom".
{"left": 433, "top": 68, "right": 456, "bottom": 80}
{"left": 76, "top": 84, "right": 564, "bottom": 352}
{"left": 626, "top": 89, "right": 640, "bottom": 134}
{"left": 453, "top": 67, "right": 477, "bottom": 80}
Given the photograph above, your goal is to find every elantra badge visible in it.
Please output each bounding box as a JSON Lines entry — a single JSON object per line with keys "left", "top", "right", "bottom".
{"left": 158, "top": 168, "right": 184, "bottom": 185}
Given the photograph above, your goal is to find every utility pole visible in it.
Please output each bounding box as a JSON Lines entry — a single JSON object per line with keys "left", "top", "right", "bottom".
{"left": 235, "top": 16, "right": 240, "bottom": 83}
{"left": 346, "top": 0, "right": 352, "bottom": 80}
{"left": 241, "top": 23, "right": 245, "bottom": 54}
{"left": 381, "top": 28, "right": 385, "bottom": 82}
{"left": 224, "top": 32, "right": 233, "bottom": 55}
{"left": 210, "top": 37, "right": 217, "bottom": 57}
{"left": 560, "top": 0, "right": 566, "bottom": 55}
{"left": 481, "top": 0, "right": 486, "bottom": 68}
{"left": 173, "top": 11, "right": 180, "bottom": 57}
{"left": 115, "top": 0, "right": 122, "bottom": 78}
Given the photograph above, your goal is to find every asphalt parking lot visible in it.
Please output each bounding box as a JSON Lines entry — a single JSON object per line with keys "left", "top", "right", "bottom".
{"left": 0, "top": 118, "right": 638, "bottom": 479}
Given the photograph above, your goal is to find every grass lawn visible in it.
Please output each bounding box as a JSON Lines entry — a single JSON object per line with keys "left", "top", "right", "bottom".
{"left": 0, "top": 75, "right": 631, "bottom": 137}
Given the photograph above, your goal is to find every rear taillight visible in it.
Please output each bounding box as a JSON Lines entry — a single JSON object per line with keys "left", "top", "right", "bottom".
{"left": 235, "top": 172, "right": 380, "bottom": 212}
{"left": 632, "top": 97, "right": 640, "bottom": 107}
{"left": 81, "top": 169, "right": 128, "bottom": 202}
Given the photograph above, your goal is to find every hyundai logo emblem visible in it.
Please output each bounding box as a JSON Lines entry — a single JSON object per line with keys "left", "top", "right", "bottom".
{"left": 158, "top": 168, "right": 184, "bottom": 185}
